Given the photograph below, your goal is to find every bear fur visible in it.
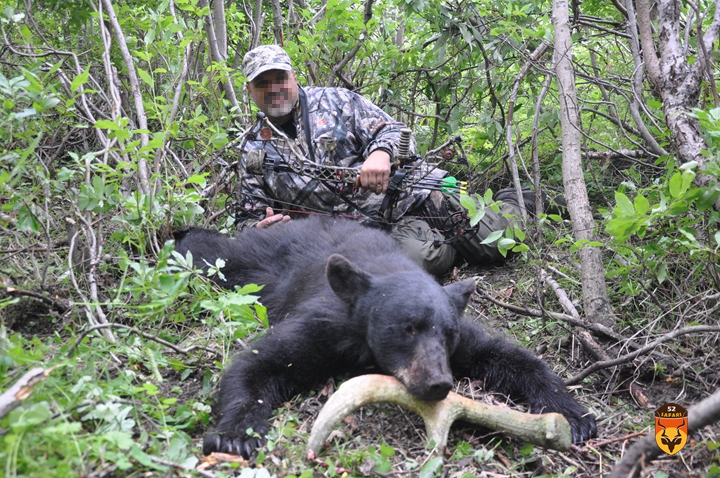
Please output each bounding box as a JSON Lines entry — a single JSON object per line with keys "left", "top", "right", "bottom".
{"left": 173, "top": 216, "right": 596, "bottom": 457}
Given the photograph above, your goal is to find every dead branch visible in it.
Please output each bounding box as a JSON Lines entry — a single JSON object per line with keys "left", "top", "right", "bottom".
{"left": 582, "top": 431, "right": 646, "bottom": 451}
{"left": 98, "top": 0, "right": 151, "bottom": 195}
{"left": 270, "top": 0, "right": 285, "bottom": 45}
{"left": 531, "top": 70, "right": 553, "bottom": 234}
{"left": 576, "top": 330, "right": 610, "bottom": 362}
{"left": 249, "top": 0, "right": 264, "bottom": 51}
{"left": 327, "top": 0, "right": 374, "bottom": 88}
{"left": 566, "top": 325, "right": 720, "bottom": 385}
{"left": 505, "top": 41, "right": 550, "bottom": 221}
{"left": 623, "top": 0, "right": 668, "bottom": 156}
{"left": 66, "top": 222, "right": 115, "bottom": 343}
{"left": 609, "top": 386, "right": 720, "bottom": 478}
{"left": 198, "top": 0, "right": 240, "bottom": 115}
{"left": 5, "top": 287, "right": 69, "bottom": 313}
{"left": 306, "top": 375, "right": 572, "bottom": 457}
{"left": 475, "top": 288, "right": 673, "bottom": 366}
{"left": 66, "top": 323, "right": 220, "bottom": 358}
{"left": 582, "top": 149, "right": 658, "bottom": 162}
{"left": 0, "top": 368, "right": 51, "bottom": 420}
{"left": 540, "top": 268, "right": 579, "bottom": 318}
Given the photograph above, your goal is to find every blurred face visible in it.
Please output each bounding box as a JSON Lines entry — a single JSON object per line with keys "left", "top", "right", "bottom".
{"left": 247, "top": 69, "right": 298, "bottom": 120}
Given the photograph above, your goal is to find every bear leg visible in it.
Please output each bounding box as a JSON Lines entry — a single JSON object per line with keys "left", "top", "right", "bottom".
{"left": 451, "top": 321, "right": 596, "bottom": 443}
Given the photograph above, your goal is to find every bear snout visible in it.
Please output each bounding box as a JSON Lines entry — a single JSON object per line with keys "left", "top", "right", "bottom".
{"left": 421, "top": 375, "right": 453, "bottom": 401}
{"left": 396, "top": 366, "right": 452, "bottom": 401}
{"left": 393, "top": 337, "right": 453, "bottom": 401}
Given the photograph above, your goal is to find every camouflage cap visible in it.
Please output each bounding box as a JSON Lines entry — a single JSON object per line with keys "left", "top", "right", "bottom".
{"left": 242, "top": 45, "right": 294, "bottom": 82}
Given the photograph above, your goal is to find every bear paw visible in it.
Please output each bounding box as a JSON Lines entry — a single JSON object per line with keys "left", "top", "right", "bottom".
{"left": 567, "top": 411, "right": 597, "bottom": 443}
{"left": 203, "top": 431, "right": 265, "bottom": 458}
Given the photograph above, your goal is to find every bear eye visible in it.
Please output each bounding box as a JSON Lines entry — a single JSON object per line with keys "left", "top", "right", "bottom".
{"left": 404, "top": 323, "right": 418, "bottom": 336}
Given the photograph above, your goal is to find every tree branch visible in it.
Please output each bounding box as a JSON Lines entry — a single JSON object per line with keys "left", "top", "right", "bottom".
{"left": 99, "top": 0, "right": 151, "bottom": 195}
{"left": 327, "top": 0, "right": 374, "bottom": 88}
{"left": 566, "top": 325, "right": 720, "bottom": 385}
{"left": 66, "top": 323, "right": 220, "bottom": 358}
{"left": 634, "top": 0, "right": 662, "bottom": 91}
{"left": 199, "top": 0, "right": 240, "bottom": 115}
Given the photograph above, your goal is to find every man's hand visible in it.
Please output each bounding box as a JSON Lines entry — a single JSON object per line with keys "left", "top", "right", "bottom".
{"left": 360, "top": 150, "right": 391, "bottom": 195}
{"left": 257, "top": 207, "right": 291, "bottom": 229}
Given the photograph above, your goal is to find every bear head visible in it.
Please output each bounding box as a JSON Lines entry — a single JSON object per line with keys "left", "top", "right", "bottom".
{"left": 325, "top": 253, "right": 476, "bottom": 401}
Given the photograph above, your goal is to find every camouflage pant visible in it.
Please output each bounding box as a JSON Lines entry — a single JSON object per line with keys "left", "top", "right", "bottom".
{"left": 391, "top": 191, "right": 523, "bottom": 276}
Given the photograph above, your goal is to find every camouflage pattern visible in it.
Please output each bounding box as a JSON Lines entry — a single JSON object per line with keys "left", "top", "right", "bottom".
{"left": 242, "top": 45, "right": 293, "bottom": 82}
{"left": 238, "top": 86, "right": 443, "bottom": 227}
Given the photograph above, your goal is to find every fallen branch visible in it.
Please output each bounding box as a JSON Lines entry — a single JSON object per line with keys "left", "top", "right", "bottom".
{"left": 608, "top": 386, "right": 720, "bottom": 478}
{"left": 0, "top": 368, "right": 51, "bottom": 420}
{"left": 540, "top": 268, "right": 579, "bottom": 318}
{"left": 5, "top": 287, "right": 70, "bottom": 313}
{"left": 475, "top": 288, "right": 671, "bottom": 366}
{"left": 566, "top": 325, "right": 720, "bottom": 385}
{"left": 582, "top": 149, "right": 657, "bottom": 161}
{"left": 66, "top": 323, "right": 220, "bottom": 358}
{"left": 306, "top": 375, "right": 571, "bottom": 458}
{"left": 476, "top": 288, "right": 616, "bottom": 337}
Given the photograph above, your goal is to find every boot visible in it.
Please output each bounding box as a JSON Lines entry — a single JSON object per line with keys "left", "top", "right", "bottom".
{"left": 493, "top": 187, "right": 568, "bottom": 218}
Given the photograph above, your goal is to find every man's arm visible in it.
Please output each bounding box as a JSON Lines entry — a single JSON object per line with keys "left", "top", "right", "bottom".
{"left": 350, "top": 93, "right": 416, "bottom": 195}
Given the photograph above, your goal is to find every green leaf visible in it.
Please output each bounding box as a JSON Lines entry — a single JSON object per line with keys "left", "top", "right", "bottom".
{"left": 634, "top": 194, "right": 650, "bottom": 215}
{"left": 209, "top": 132, "right": 228, "bottom": 149}
{"left": 185, "top": 174, "right": 208, "bottom": 186}
{"left": 498, "top": 237, "right": 516, "bottom": 250}
{"left": 144, "top": 28, "right": 156, "bottom": 45}
{"left": 715, "top": 231, "right": 720, "bottom": 247}
{"left": 16, "top": 107, "right": 36, "bottom": 119}
{"left": 419, "top": 457, "right": 443, "bottom": 478}
{"left": 605, "top": 217, "right": 639, "bottom": 241}
{"left": 480, "top": 230, "right": 503, "bottom": 245}
{"left": 9, "top": 402, "right": 52, "bottom": 428}
{"left": 678, "top": 228, "right": 699, "bottom": 245}
{"left": 459, "top": 194, "right": 476, "bottom": 216}
{"left": 680, "top": 169, "right": 695, "bottom": 196}
{"left": 512, "top": 244, "right": 530, "bottom": 253}
{"left": 514, "top": 227, "right": 526, "bottom": 242}
{"left": 519, "top": 443, "right": 534, "bottom": 456}
{"left": 95, "top": 119, "right": 119, "bottom": 131}
{"left": 669, "top": 172, "right": 683, "bottom": 198}
{"left": 137, "top": 68, "right": 154, "bottom": 88}
{"left": 71, "top": 67, "right": 90, "bottom": 93}
{"left": 615, "top": 192, "right": 634, "bottom": 216}
{"left": 483, "top": 188, "right": 494, "bottom": 204}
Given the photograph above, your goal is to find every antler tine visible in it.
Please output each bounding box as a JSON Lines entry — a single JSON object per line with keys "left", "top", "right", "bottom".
{"left": 306, "top": 375, "right": 572, "bottom": 458}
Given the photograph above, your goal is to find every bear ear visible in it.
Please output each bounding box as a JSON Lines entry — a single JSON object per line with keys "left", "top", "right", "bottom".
{"left": 326, "top": 254, "right": 373, "bottom": 305}
{"left": 443, "top": 278, "right": 476, "bottom": 315}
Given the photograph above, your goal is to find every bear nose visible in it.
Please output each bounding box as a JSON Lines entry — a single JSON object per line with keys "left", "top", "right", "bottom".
{"left": 424, "top": 379, "right": 452, "bottom": 401}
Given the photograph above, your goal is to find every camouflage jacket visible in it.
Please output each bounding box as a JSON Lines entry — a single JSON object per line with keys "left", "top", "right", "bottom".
{"left": 238, "top": 86, "right": 440, "bottom": 227}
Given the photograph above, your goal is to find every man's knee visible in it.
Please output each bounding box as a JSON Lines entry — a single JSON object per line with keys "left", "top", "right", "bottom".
{"left": 442, "top": 192, "right": 523, "bottom": 265}
{"left": 392, "top": 219, "right": 457, "bottom": 276}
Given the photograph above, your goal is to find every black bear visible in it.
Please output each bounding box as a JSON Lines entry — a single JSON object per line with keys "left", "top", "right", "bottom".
{"left": 173, "top": 216, "right": 596, "bottom": 457}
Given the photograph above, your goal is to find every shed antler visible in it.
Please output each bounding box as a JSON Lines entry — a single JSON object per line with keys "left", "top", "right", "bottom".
{"left": 307, "top": 375, "right": 571, "bottom": 457}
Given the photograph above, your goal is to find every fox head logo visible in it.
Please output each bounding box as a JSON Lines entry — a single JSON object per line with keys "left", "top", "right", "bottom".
{"left": 655, "top": 403, "right": 688, "bottom": 455}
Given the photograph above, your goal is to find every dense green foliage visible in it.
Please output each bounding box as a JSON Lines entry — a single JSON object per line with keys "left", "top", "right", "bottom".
{"left": 1, "top": 0, "right": 719, "bottom": 476}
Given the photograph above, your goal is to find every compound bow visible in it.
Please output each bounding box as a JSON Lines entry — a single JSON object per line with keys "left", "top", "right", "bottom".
{"left": 232, "top": 112, "right": 475, "bottom": 238}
